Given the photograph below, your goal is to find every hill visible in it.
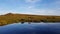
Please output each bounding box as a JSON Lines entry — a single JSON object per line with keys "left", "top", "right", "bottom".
{"left": 0, "top": 13, "right": 60, "bottom": 26}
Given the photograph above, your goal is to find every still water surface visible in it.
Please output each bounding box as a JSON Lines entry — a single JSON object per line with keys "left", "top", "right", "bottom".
{"left": 0, "top": 22, "right": 60, "bottom": 34}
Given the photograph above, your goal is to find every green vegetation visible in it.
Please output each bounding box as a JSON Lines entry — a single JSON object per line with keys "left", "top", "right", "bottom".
{"left": 0, "top": 13, "right": 60, "bottom": 26}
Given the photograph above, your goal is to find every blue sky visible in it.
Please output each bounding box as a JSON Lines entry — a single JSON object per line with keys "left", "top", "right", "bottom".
{"left": 0, "top": 0, "right": 60, "bottom": 15}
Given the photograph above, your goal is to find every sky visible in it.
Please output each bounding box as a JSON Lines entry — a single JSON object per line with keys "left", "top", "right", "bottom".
{"left": 0, "top": 0, "right": 60, "bottom": 15}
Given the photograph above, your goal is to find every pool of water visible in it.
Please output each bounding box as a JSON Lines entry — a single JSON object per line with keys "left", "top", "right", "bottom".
{"left": 0, "top": 22, "right": 60, "bottom": 34}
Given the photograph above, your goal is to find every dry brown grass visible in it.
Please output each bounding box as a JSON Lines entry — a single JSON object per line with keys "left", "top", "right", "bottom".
{"left": 0, "top": 13, "right": 60, "bottom": 26}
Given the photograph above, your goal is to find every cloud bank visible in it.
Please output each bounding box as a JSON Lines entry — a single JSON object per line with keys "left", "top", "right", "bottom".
{"left": 0, "top": 0, "right": 60, "bottom": 16}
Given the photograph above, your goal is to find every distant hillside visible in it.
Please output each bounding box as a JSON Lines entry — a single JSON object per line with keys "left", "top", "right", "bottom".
{"left": 0, "top": 13, "right": 60, "bottom": 26}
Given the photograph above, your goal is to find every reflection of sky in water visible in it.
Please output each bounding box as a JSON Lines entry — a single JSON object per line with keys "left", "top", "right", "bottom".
{"left": 0, "top": 23, "right": 60, "bottom": 34}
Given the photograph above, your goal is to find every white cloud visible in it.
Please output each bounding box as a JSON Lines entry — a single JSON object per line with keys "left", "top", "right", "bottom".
{"left": 12, "top": 5, "right": 60, "bottom": 16}
{"left": 23, "top": 8, "right": 60, "bottom": 16}
{"left": 28, "top": 6, "right": 33, "bottom": 9}
{"left": 0, "top": 7, "right": 60, "bottom": 16}
{"left": 27, "top": 6, "right": 35, "bottom": 9}
{"left": 25, "top": 0, "right": 41, "bottom": 4}
{"left": 0, "top": 0, "right": 60, "bottom": 16}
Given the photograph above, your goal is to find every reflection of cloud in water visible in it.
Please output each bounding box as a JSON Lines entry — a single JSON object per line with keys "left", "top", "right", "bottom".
{"left": 27, "top": 26, "right": 35, "bottom": 29}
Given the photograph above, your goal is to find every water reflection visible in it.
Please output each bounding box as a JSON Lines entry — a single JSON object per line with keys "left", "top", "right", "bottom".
{"left": 21, "top": 22, "right": 31, "bottom": 24}
{"left": 21, "top": 22, "right": 25, "bottom": 24}
{"left": 0, "top": 22, "right": 60, "bottom": 34}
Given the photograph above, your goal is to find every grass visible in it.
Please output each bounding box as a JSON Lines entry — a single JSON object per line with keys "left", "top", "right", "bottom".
{"left": 0, "top": 13, "right": 60, "bottom": 26}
